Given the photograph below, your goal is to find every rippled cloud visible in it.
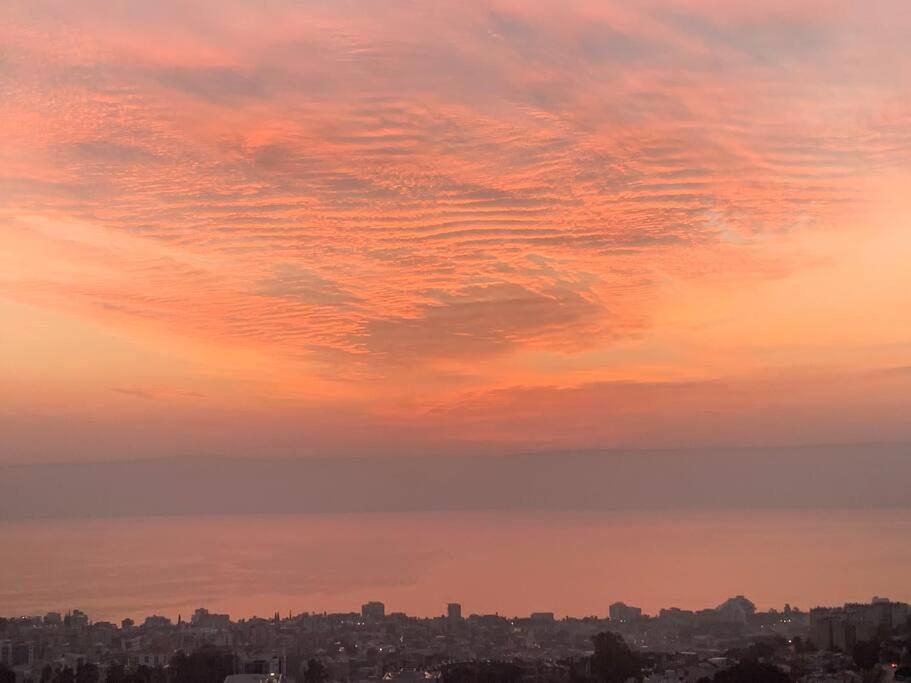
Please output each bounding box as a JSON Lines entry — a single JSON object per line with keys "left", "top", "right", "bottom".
{"left": 2, "top": 0, "right": 910, "bottom": 457}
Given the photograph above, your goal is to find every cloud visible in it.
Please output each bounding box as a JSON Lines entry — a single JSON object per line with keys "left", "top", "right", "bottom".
{"left": 110, "top": 386, "right": 157, "bottom": 399}
{"left": 155, "top": 66, "right": 271, "bottom": 102}
{"left": 257, "top": 264, "right": 361, "bottom": 307}
{"left": 71, "top": 140, "right": 160, "bottom": 164}
{"left": 2, "top": 0, "right": 911, "bottom": 457}
{"left": 109, "top": 387, "right": 205, "bottom": 400}
{"left": 362, "top": 281, "right": 604, "bottom": 361}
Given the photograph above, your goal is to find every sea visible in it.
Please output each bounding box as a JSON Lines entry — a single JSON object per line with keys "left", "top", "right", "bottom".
{"left": 2, "top": 509, "right": 909, "bottom": 621}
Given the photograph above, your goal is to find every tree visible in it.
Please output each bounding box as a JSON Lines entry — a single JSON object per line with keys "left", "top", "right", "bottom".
{"left": 168, "top": 648, "right": 235, "bottom": 683}
{"left": 441, "top": 662, "right": 523, "bottom": 683}
{"left": 105, "top": 662, "right": 126, "bottom": 683}
{"left": 853, "top": 640, "right": 879, "bottom": 672}
{"left": 0, "top": 663, "right": 16, "bottom": 683}
{"left": 590, "top": 631, "right": 641, "bottom": 683}
{"left": 75, "top": 663, "right": 100, "bottom": 683}
{"left": 713, "top": 661, "right": 789, "bottom": 683}
{"left": 791, "top": 636, "right": 817, "bottom": 654}
{"left": 303, "top": 658, "right": 328, "bottom": 683}
{"left": 127, "top": 665, "right": 159, "bottom": 683}
{"left": 53, "top": 667, "right": 76, "bottom": 683}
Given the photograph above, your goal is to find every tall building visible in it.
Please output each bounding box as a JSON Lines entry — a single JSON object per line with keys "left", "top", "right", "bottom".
{"left": 609, "top": 602, "right": 643, "bottom": 622}
{"left": 65, "top": 609, "right": 89, "bottom": 628}
{"left": 361, "top": 601, "right": 385, "bottom": 620}
{"left": 810, "top": 608, "right": 857, "bottom": 651}
{"left": 447, "top": 603, "right": 462, "bottom": 622}
{"left": 191, "top": 608, "right": 230, "bottom": 629}
{"left": 715, "top": 596, "right": 756, "bottom": 624}
{"left": 0, "top": 640, "right": 35, "bottom": 668}
{"left": 143, "top": 615, "right": 172, "bottom": 628}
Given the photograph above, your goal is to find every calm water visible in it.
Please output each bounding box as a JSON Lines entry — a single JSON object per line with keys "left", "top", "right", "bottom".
{"left": 2, "top": 509, "right": 909, "bottom": 621}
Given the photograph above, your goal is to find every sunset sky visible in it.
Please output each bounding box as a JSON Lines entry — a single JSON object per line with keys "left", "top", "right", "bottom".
{"left": 3, "top": 0, "right": 911, "bottom": 463}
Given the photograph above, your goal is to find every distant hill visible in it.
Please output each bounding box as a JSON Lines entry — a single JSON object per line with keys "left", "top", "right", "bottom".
{"left": 0, "top": 442, "right": 908, "bottom": 520}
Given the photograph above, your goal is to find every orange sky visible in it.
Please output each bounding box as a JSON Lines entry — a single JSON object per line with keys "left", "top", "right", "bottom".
{"left": 2, "top": 0, "right": 911, "bottom": 461}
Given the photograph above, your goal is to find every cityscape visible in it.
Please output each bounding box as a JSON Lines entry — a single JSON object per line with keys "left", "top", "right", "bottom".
{"left": 2, "top": 596, "right": 910, "bottom": 683}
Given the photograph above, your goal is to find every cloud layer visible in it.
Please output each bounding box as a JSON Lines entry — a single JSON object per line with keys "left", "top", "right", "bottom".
{"left": 2, "top": 0, "right": 911, "bottom": 459}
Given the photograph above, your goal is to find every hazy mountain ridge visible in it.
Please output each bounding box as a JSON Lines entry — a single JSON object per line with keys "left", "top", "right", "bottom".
{"left": 1, "top": 443, "right": 908, "bottom": 520}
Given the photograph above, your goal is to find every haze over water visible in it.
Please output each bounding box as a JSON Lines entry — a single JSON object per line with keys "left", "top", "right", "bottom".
{"left": 3, "top": 509, "right": 910, "bottom": 623}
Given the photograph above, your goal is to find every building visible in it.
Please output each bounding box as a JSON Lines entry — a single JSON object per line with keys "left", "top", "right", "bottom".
{"left": 130, "top": 652, "right": 171, "bottom": 668}
{"left": 66, "top": 609, "right": 90, "bottom": 628}
{"left": 240, "top": 653, "right": 285, "bottom": 676}
{"left": 143, "top": 615, "right": 172, "bottom": 628}
{"left": 361, "top": 602, "right": 385, "bottom": 620}
{"left": 191, "top": 608, "right": 231, "bottom": 629}
{"left": 447, "top": 604, "right": 462, "bottom": 622}
{"left": 609, "top": 602, "right": 643, "bottom": 622}
{"left": 810, "top": 608, "right": 856, "bottom": 651}
{"left": 0, "top": 640, "right": 34, "bottom": 668}
{"left": 809, "top": 599, "right": 909, "bottom": 651}
{"left": 715, "top": 596, "right": 756, "bottom": 624}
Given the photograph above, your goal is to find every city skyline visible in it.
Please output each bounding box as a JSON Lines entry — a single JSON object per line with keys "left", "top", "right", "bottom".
{"left": 5, "top": 594, "right": 899, "bottom": 624}
{"left": 3, "top": 594, "right": 908, "bottom": 682}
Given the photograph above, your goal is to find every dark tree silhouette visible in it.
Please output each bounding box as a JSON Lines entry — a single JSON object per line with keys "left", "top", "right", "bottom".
{"left": 303, "top": 658, "right": 329, "bottom": 683}
{"left": 853, "top": 640, "right": 880, "bottom": 671}
{"left": 52, "top": 667, "right": 76, "bottom": 683}
{"left": 441, "top": 662, "right": 524, "bottom": 683}
{"left": 168, "top": 647, "right": 235, "bottom": 683}
{"left": 124, "top": 664, "right": 167, "bottom": 683}
{"left": 727, "top": 639, "right": 787, "bottom": 662}
{"left": 791, "top": 636, "right": 817, "bottom": 654}
{"left": 713, "top": 661, "right": 789, "bottom": 683}
{"left": 75, "top": 662, "right": 100, "bottom": 683}
{"left": 590, "top": 631, "right": 641, "bottom": 683}
{"left": 105, "top": 662, "right": 126, "bottom": 683}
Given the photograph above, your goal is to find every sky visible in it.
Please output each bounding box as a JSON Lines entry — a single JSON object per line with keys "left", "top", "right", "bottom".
{"left": 2, "top": 0, "right": 911, "bottom": 464}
